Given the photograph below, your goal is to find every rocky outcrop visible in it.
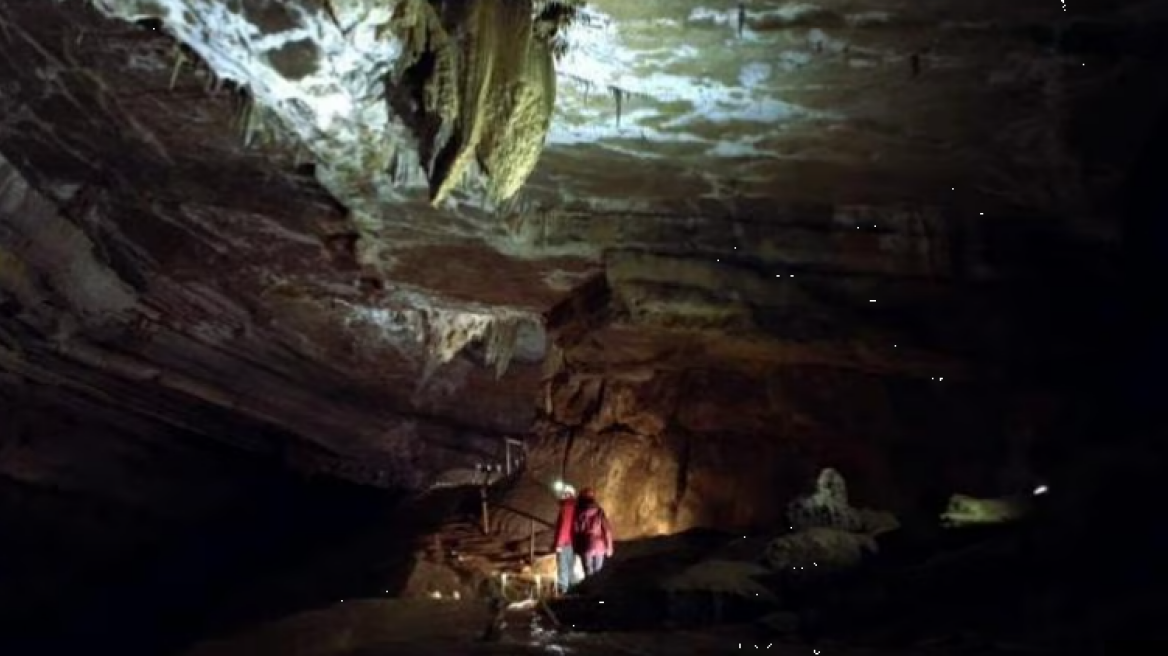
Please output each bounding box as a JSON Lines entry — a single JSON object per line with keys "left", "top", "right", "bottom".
{"left": 0, "top": 0, "right": 1132, "bottom": 503}
{"left": 389, "top": 0, "right": 563, "bottom": 205}
{"left": 0, "top": 0, "right": 1156, "bottom": 649}
{"left": 0, "top": 387, "right": 371, "bottom": 632}
{"left": 0, "top": 0, "right": 558, "bottom": 476}
{"left": 496, "top": 354, "right": 1067, "bottom": 542}
{"left": 0, "top": 6, "right": 561, "bottom": 638}
{"left": 763, "top": 528, "right": 877, "bottom": 573}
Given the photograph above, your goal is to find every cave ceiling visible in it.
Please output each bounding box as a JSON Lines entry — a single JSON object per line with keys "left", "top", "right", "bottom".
{"left": 0, "top": 0, "right": 1156, "bottom": 484}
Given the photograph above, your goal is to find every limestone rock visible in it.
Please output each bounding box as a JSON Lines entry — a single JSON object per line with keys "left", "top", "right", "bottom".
{"left": 586, "top": 377, "right": 675, "bottom": 436}
{"left": 390, "top": 0, "right": 557, "bottom": 206}
{"left": 763, "top": 527, "right": 878, "bottom": 573}
{"left": 781, "top": 468, "right": 900, "bottom": 536}
{"left": 662, "top": 559, "right": 777, "bottom": 603}
{"left": 401, "top": 557, "right": 470, "bottom": 600}
{"left": 940, "top": 493, "right": 1031, "bottom": 528}
{"left": 856, "top": 508, "right": 901, "bottom": 537}
{"left": 428, "top": 467, "right": 503, "bottom": 490}
{"left": 549, "top": 375, "right": 604, "bottom": 425}
{"left": 786, "top": 468, "right": 857, "bottom": 531}
{"left": 0, "top": 0, "right": 1142, "bottom": 638}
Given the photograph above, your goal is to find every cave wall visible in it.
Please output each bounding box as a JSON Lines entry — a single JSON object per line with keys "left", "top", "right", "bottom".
{"left": 0, "top": 0, "right": 1153, "bottom": 632}
{"left": 503, "top": 363, "right": 1060, "bottom": 541}
{"left": 0, "top": 6, "right": 560, "bottom": 642}
{"left": 0, "top": 384, "right": 293, "bottom": 620}
{"left": 0, "top": 0, "right": 550, "bottom": 489}
{"left": 497, "top": 195, "right": 1115, "bottom": 541}
{"left": 0, "top": 380, "right": 448, "bottom": 655}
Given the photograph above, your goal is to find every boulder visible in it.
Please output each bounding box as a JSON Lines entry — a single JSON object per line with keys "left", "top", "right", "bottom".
{"left": 939, "top": 494, "right": 1031, "bottom": 527}
{"left": 763, "top": 527, "right": 878, "bottom": 573}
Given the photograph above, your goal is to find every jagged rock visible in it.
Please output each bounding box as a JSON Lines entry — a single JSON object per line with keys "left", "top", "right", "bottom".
{"left": 763, "top": 527, "right": 878, "bottom": 573}
{"left": 428, "top": 467, "right": 503, "bottom": 490}
{"left": 787, "top": 468, "right": 862, "bottom": 532}
{"left": 390, "top": 0, "right": 558, "bottom": 206}
{"left": 0, "top": 0, "right": 1147, "bottom": 648}
{"left": 585, "top": 376, "right": 674, "bottom": 436}
{"left": 549, "top": 375, "right": 604, "bottom": 426}
{"left": 661, "top": 559, "right": 777, "bottom": 603}
{"left": 786, "top": 468, "right": 899, "bottom": 536}
{"left": 856, "top": 508, "right": 901, "bottom": 537}
{"left": 940, "top": 493, "right": 1031, "bottom": 528}
{"left": 401, "top": 557, "right": 470, "bottom": 600}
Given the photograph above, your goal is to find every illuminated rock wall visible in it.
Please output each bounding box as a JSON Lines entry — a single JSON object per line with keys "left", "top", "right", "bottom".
{"left": 497, "top": 363, "right": 1064, "bottom": 541}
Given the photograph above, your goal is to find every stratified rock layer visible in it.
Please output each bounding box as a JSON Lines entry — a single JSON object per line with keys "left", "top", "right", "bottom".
{"left": 0, "top": 0, "right": 1156, "bottom": 646}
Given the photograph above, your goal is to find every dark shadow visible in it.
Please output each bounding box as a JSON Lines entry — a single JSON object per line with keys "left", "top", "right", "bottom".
{"left": 0, "top": 444, "right": 467, "bottom": 656}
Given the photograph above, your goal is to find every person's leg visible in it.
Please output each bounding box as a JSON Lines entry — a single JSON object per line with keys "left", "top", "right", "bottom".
{"left": 556, "top": 547, "right": 575, "bottom": 594}
{"left": 584, "top": 553, "right": 604, "bottom": 576}
{"left": 593, "top": 553, "right": 606, "bottom": 574}
{"left": 588, "top": 550, "right": 607, "bottom": 571}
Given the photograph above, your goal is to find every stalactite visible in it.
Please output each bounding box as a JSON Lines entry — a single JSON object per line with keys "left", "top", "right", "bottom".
{"left": 168, "top": 44, "right": 186, "bottom": 91}
{"left": 534, "top": 1, "right": 583, "bottom": 60}
{"left": 397, "top": 308, "right": 529, "bottom": 385}
{"left": 236, "top": 93, "right": 252, "bottom": 144}
{"left": 541, "top": 343, "right": 564, "bottom": 414}
{"left": 483, "top": 314, "right": 522, "bottom": 379}
{"left": 611, "top": 85, "right": 623, "bottom": 127}
{"left": 389, "top": 0, "right": 571, "bottom": 206}
{"left": 387, "top": 146, "right": 400, "bottom": 184}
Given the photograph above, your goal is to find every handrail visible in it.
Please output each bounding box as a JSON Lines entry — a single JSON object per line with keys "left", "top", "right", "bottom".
{"left": 487, "top": 499, "right": 555, "bottom": 530}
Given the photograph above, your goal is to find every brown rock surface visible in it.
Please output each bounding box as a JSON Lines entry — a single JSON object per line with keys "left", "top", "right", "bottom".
{"left": 0, "top": 0, "right": 1159, "bottom": 651}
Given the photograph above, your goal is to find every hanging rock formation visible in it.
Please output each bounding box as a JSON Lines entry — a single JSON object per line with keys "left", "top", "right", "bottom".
{"left": 389, "top": 0, "right": 562, "bottom": 205}
{"left": 0, "top": 1, "right": 1161, "bottom": 647}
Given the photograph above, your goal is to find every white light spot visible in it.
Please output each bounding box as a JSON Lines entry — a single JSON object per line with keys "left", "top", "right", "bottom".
{"left": 979, "top": 211, "right": 984, "bottom": 215}
{"left": 939, "top": 377, "right": 944, "bottom": 381}
{"left": 869, "top": 299, "right": 876, "bottom": 303}
{"left": 1034, "top": 484, "right": 1049, "bottom": 495}
{"left": 599, "top": 600, "right": 605, "bottom": 604}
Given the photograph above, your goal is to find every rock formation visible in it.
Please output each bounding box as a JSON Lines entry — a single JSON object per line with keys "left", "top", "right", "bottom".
{"left": 0, "top": 0, "right": 1162, "bottom": 651}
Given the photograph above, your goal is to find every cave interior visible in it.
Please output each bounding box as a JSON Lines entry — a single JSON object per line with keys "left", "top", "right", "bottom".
{"left": 0, "top": 0, "right": 1165, "bottom": 655}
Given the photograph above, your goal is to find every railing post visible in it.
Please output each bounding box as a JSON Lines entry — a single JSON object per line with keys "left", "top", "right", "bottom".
{"left": 504, "top": 437, "right": 524, "bottom": 476}
{"left": 528, "top": 517, "right": 536, "bottom": 565}
{"left": 480, "top": 481, "right": 490, "bottom": 535}
{"left": 476, "top": 463, "right": 491, "bottom": 535}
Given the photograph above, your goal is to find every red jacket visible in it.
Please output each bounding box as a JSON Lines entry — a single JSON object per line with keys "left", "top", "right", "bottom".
{"left": 551, "top": 497, "right": 576, "bottom": 550}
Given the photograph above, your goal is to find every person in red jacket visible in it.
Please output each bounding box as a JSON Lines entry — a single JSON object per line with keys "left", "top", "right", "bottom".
{"left": 572, "top": 487, "right": 614, "bottom": 578}
{"left": 550, "top": 484, "right": 578, "bottom": 595}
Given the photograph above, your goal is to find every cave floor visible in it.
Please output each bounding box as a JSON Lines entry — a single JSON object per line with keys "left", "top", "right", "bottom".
{"left": 180, "top": 598, "right": 952, "bottom": 656}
